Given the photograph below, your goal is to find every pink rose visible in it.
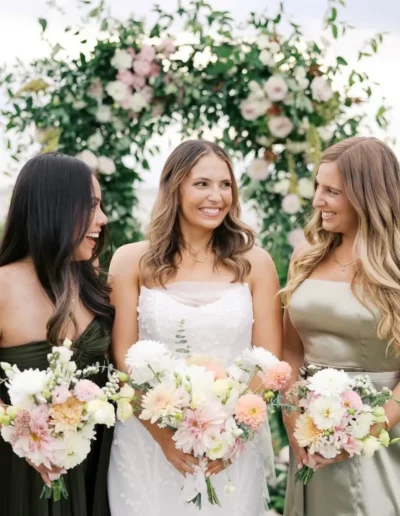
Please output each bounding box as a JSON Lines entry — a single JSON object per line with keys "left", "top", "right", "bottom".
{"left": 74, "top": 379, "right": 103, "bottom": 402}
{"left": 52, "top": 385, "right": 71, "bottom": 405}
{"left": 137, "top": 45, "right": 156, "bottom": 62}
{"left": 131, "top": 74, "right": 146, "bottom": 90}
{"left": 133, "top": 60, "right": 152, "bottom": 77}
{"left": 149, "top": 62, "right": 161, "bottom": 77}
{"left": 158, "top": 38, "right": 176, "bottom": 57}
{"left": 117, "top": 70, "right": 136, "bottom": 87}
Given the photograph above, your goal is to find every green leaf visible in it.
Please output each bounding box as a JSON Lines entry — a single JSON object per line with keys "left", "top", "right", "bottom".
{"left": 331, "top": 24, "right": 338, "bottom": 39}
{"left": 100, "top": 19, "right": 108, "bottom": 31}
{"left": 39, "top": 18, "right": 47, "bottom": 33}
{"left": 331, "top": 7, "right": 337, "bottom": 21}
{"left": 336, "top": 56, "right": 348, "bottom": 66}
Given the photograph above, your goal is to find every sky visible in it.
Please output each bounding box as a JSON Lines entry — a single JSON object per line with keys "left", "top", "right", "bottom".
{"left": 0, "top": 0, "right": 399, "bottom": 201}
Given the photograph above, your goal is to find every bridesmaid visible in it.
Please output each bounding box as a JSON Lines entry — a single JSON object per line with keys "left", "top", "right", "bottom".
{"left": 0, "top": 153, "right": 114, "bottom": 516}
{"left": 282, "top": 136, "right": 400, "bottom": 516}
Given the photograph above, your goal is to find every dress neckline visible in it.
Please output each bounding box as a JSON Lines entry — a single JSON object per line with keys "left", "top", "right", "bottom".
{"left": 304, "top": 278, "right": 352, "bottom": 285}
{"left": 0, "top": 315, "right": 99, "bottom": 351}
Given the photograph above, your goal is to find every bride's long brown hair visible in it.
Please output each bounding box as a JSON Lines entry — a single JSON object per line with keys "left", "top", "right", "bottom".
{"left": 140, "top": 140, "right": 255, "bottom": 286}
{"left": 282, "top": 136, "right": 400, "bottom": 352}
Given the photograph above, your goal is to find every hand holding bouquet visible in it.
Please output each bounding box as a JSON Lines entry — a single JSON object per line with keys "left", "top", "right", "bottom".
{"left": 115, "top": 339, "right": 292, "bottom": 508}
{"left": 0, "top": 339, "right": 117, "bottom": 500}
{"left": 286, "top": 367, "right": 400, "bottom": 484}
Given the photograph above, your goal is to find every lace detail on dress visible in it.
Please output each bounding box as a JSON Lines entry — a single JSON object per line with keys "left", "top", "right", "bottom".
{"left": 108, "top": 282, "right": 272, "bottom": 515}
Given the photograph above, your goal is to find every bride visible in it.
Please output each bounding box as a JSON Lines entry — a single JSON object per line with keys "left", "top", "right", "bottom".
{"left": 107, "top": 139, "right": 283, "bottom": 515}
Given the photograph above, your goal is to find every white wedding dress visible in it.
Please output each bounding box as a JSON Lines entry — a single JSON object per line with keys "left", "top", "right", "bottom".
{"left": 108, "top": 282, "right": 274, "bottom": 515}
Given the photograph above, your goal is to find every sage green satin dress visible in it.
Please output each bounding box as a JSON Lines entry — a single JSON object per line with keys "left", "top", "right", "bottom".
{"left": 284, "top": 279, "right": 400, "bottom": 516}
{"left": 0, "top": 316, "right": 113, "bottom": 516}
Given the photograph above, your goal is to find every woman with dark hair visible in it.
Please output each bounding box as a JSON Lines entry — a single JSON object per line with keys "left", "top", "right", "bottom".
{"left": 107, "top": 140, "right": 283, "bottom": 515}
{"left": 0, "top": 152, "right": 114, "bottom": 515}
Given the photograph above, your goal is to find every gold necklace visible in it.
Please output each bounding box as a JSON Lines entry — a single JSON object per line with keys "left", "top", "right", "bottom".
{"left": 186, "top": 244, "right": 210, "bottom": 264}
{"left": 333, "top": 251, "right": 356, "bottom": 274}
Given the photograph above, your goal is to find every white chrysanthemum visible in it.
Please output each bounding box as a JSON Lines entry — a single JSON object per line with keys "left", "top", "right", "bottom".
{"left": 361, "top": 436, "right": 381, "bottom": 458}
{"left": 86, "top": 399, "right": 116, "bottom": 427}
{"left": 125, "top": 340, "right": 170, "bottom": 385}
{"left": 310, "top": 76, "right": 333, "bottom": 102}
{"left": 240, "top": 346, "right": 279, "bottom": 374}
{"left": 95, "top": 105, "right": 112, "bottom": 123}
{"left": 76, "top": 150, "right": 98, "bottom": 170}
{"left": 308, "top": 368, "right": 354, "bottom": 398}
{"left": 263, "top": 75, "right": 288, "bottom": 102}
{"left": 8, "top": 369, "right": 49, "bottom": 406}
{"left": 282, "top": 194, "right": 302, "bottom": 215}
{"left": 274, "top": 178, "right": 290, "bottom": 195}
{"left": 111, "top": 49, "right": 133, "bottom": 70}
{"left": 87, "top": 132, "right": 104, "bottom": 151}
{"left": 309, "top": 396, "right": 345, "bottom": 430}
{"left": 56, "top": 432, "right": 92, "bottom": 469}
{"left": 128, "top": 91, "right": 149, "bottom": 113}
{"left": 240, "top": 98, "right": 271, "bottom": 121}
{"left": 105, "top": 80, "right": 130, "bottom": 102}
{"left": 97, "top": 156, "right": 116, "bottom": 175}
{"left": 317, "top": 126, "right": 335, "bottom": 142}
{"left": 259, "top": 49, "right": 275, "bottom": 67}
{"left": 288, "top": 228, "right": 306, "bottom": 249}
{"left": 350, "top": 411, "right": 375, "bottom": 439}
{"left": 268, "top": 116, "right": 293, "bottom": 139}
{"left": 247, "top": 158, "right": 272, "bottom": 181}
{"left": 298, "top": 177, "right": 314, "bottom": 199}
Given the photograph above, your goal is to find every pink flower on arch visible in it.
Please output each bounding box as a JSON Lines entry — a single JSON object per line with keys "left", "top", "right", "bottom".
{"left": 133, "top": 60, "right": 152, "bottom": 77}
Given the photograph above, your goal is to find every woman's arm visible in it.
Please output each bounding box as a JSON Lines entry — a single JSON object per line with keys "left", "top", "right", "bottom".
{"left": 109, "top": 243, "right": 198, "bottom": 476}
{"left": 248, "top": 246, "right": 283, "bottom": 358}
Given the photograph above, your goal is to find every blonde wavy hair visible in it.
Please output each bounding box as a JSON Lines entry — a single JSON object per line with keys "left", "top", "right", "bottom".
{"left": 140, "top": 140, "right": 255, "bottom": 286}
{"left": 282, "top": 136, "right": 400, "bottom": 351}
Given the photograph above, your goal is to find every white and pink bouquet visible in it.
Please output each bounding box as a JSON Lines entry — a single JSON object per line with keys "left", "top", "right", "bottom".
{"left": 116, "top": 340, "right": 291, "bottom": 509}
{"left": 287, "top": 367, "right": 399, "bottom": 484}
{"left": 0, "top": 339, "right": 118, "bottom": 501}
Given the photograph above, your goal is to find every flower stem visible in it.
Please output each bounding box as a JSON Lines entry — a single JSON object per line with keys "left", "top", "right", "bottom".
{"left": 206, "top": 477, "right": 221, "bottom": 506}
{"left": 40, "top": 477, "right": 68, "bottom": 502}
{"left": 295, "top": 465, "right": 314, "bottom": 485}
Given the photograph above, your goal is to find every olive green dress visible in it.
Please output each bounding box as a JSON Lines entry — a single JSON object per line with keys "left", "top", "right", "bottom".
{"left": 284, "top": 279, "right": 400, "bottom": 516}
{"left": 0, "top": 316, "right": 113, "bottom": 516}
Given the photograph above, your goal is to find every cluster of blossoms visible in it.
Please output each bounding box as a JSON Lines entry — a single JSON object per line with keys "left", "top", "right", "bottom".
{"left": 115, "top": 340, "right": 291, "bottom": 508}
{"left": 287, "top": 368, "right": 399, "bottom": 484}
{"left": 0, "top": 339, "right": 116, "bottom": 500}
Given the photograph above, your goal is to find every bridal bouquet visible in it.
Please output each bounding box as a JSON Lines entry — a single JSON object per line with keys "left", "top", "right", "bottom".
{"left": 116, "top": 339, "right": 292, "bottom": 509}
{"left": 0, "top": 339, "right": 118, "bottom": 501}
{"left": 287, "top": 367, "right": 399, "bottom": 484}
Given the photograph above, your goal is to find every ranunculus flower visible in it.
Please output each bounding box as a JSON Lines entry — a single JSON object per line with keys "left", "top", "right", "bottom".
{"left": 268, "top": 116, "right": 293, "bottom": 139}
{"left": 264, "top": 75, "right": 288, "bottom": 101}
{"left": 310, "top": 76, "right": 333, "bottom": 102}
{"left": 282, "top": 194, "right": 302, "bottom": 214}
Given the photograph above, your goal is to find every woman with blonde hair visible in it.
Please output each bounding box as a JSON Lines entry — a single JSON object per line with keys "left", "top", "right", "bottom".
{"left": 283, "top": 136, "right": 400, "bottom": 516}
{"left": 107, "top": 139, "right": 282, "bottom": 515}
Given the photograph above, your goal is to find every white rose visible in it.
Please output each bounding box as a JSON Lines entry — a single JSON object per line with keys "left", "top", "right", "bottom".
{"left": 76, "top": 150, "right": 98, "bottom": 170}
{"left": 282, "top": 194, "right": 302, "bottom": 214}
{"left": 259, "top": 50, "right": 275, "bottom": 67}
{"left": 105, "top": 80, "right": 130, "bottom": 102}
{"left": 87, "top": 132, "right": 104, "bottom": 151}
{"left": 97, "top": 157, "right": 116, "bottom": 175}
{"left": 362, "top": 436, "right": 381, "bottom": 458}
{"left": 274, "top": 178, "right": 290, "bottom": 195}
{"left": 111, "top": 49, "right": 133, "bottom": 70}
{"left": 288, "top": 228, "right": 306, "bottom": 248}
{"left": 52, "top": 346, "right": 73, "bottom": 364}
{"left": 213, "top": 379, "right": 232, "bottom": 398}
{"left": 256, "top": 34, "right": 270, "bottom": 50}
{"left": 87, "top": 399, "right": 116, "bottom": 427}
{"left": 240, "top": 98, "right": 270, "bottom": 121}
{"left": 298, "top": 177, "right": 314, "bottom": 199}
{"left": 317, "top": 126, "right": 335, "bottom": 142}
{"left": 128, "top": 92, "right": 149, "bottom": 113}
{"left": 264, "top": 75, "right": 288, "bottom": 101}
{"left": 247, "top": 158, "right": 272, "bottom": 181}
{"left": 268, "top": 41, "right": 280, "bottom": 54}
{"left": 96, "top": 105, "right": 112, "bottom": 123}
{"left": 310, "top": 76, "right": 333, "bottom": 102}
{"left": 268, "top": 116, "right": 293, "bottom": 139}
{"left": 117, "top": 400, "right": 134, "bottom": 422}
